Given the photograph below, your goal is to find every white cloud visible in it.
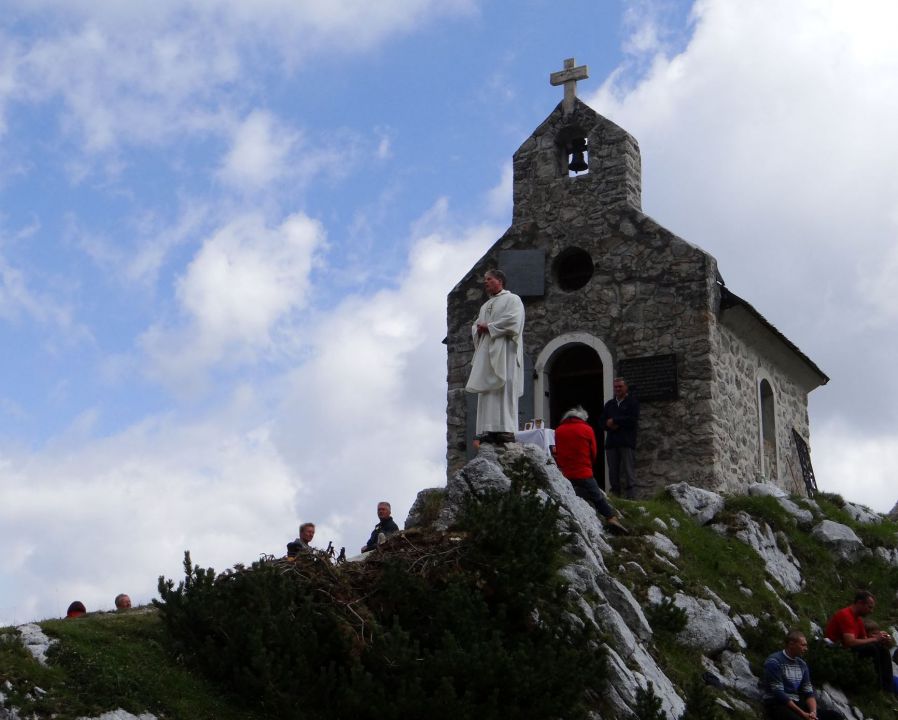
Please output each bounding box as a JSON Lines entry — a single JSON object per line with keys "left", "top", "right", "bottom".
{"left": 217, "top": 110, "right": 298, "bottom": 191}
{"left": 141, "top": 211, "right": 325, "bottom": 387}
{"left": 813, "top": 418, "right": 898, "bottom": 513}
{"left": 485, "top": 163, "right": 513, "bottom": 219}
{"left": 0, "top": 404, "right": 299, "bottom": 626}
{"left": 0, "top": 1, "right": 478, "bottom": 157}
{"left": 0, "top": 248, "right": 80, "bottom": 335}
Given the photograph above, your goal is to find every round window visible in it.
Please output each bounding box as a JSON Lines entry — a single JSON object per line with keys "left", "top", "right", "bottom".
{"left": 554, "top": 247, "right": 594, "bottom": 291}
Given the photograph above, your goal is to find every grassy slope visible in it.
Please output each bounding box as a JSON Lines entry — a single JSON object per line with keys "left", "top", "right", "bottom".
{"left": 611, "top": 491, "right": 898, "bottom": 719}
{"left": 1, "top": 491, "right": 897, "bottom": 720}
{"left": 1, "top": 609, "right": 261, "bottom": 720}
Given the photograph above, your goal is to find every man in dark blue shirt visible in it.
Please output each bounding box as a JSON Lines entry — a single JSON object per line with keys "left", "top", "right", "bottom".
{"left": 361, "top": 501, "right": 400, "bottom": 552}
{"left": 761, "top": 631, "right": 843, "bottom": 720}
{"left": 599, "top": 377, "right": 640, "bottom": 498}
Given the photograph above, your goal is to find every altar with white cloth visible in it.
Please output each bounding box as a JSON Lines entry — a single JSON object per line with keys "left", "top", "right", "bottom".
{"left": 514, "top": 427, "right": 555, "bottom": 455}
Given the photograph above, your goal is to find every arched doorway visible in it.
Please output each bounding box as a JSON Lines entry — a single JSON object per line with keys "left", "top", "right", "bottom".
{"left": 534, "top": 333, "right": 614, "bottom": 486}
{"left": 548, "top": 344, "right": 605, "bottom": 482}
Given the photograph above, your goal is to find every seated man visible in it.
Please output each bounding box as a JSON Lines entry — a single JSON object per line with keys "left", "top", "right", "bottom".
{"left": 361, "top": 501, "right": 399, "bottom": 553}
{"left": 824, "top": 590, "right": 896, "bottom": 692}
{"left": 287, "top": 522, "right": 315, "bottom": 557}
{"left": 553, "top": 406, "right": 628, "bottom": 535}
{"left": 761, "top": 630, "right": 844, "bottom": 719}
{"left": 114, "top": 593, "right": 132, "bottom": 611}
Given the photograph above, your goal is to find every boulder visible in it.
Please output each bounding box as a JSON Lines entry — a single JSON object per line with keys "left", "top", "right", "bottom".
{"left": 811, "top": 520, "right": 871, "bottom": 563}
{"left": 747, "top": 482, "right": 814, "bottom": 523}
{"left": 842, "top": 502, "right": 881, "bottom": 525}
{"left": 645, "top": 531, "right": 679, "bottom": 559}
{"left": 666, "top": 482, "right": 725, "bottom": 525}
{"left": 728, "top": 511, "right": 803, "bottom": 593}
{"left": 404, "top": 488, "right": 444, "bottom": 530}
{"left": 672, "top": 592, "right": 745, "bottom": 654}
{"left": 604, "top": 646, "right": 685, "bottom": 720}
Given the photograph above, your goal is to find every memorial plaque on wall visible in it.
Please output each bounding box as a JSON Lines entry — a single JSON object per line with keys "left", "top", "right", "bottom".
{"left": 498, "top": 249, "right": 545, "bottom": 297}
{"left": 618, "top": 354, "right": 678, "bottom": 402}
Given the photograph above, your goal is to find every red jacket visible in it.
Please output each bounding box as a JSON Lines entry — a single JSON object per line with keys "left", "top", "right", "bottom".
{"left": 825, "top": 606, "right": 866, "bottom": 645}
{"left": 554, "top": 417, "right": 597, "bottom": 480}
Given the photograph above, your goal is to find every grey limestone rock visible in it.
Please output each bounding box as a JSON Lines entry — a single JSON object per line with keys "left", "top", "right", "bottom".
{"left": 747, "top": 482, "right": 814, "bottom": 523}
{"left": 842, "top": 501, "right": 881, "bottom": 525}
{"left": 874, "top": 546, "right": 898, "bottom": 568}
{"left": 666, "top": 482, "right": 725, "bottom": 525}
{"left": 595, "top": 574, "right": 653, "bottom": 643}
{"left": 811, "top": 520, "right": 871, "bottom": 563}
{"left": 435, "top": 448, "right": 512, "bottom": 530}
{"left": 712, "top": 650, "right": 762, "bottom": 701}
{"left": 645, "top": 531, "right": 679, "bottom": 559}
{"left": 673, "top": 592, "right": 745, "bottom": 654}
{"left": 728, "top": 511, "right": 803, "bottom": 593}
{"left": 747, "top": 481, "right": 786, "bottom": 498}
{"left": 15, "top": 623, "right": 57, "bottom": 666}
{"left": 404, "top": 487, "right": 444, "bottom": 530}
{"left": 444, "top": 445, "right": 677, "bottom": 715}
{"left": 604, "top": 646, "right": 685, "bottom": 720}
{"left": 818, "top": 684, "right": 867, "bottom": 720}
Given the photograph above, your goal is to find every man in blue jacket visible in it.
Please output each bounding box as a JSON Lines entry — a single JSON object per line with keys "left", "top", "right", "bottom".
{"left": 599, "top": 377, "right": 639, "bottom": 498}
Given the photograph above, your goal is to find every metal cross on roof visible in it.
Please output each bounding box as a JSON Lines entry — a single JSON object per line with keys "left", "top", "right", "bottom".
{"left": 550, "top": 57, "right": 589, "bottom": 115}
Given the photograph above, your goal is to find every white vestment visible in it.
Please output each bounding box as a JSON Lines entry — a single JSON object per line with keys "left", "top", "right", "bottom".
{"left": 465, "top": 289, "right": 525, "bottom": 433}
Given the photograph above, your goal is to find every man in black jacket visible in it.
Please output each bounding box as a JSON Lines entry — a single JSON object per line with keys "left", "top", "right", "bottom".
{"left": 361, "top": 501, "right": 400, "bottom": 552}
{"left": 599, "top": 377, "right": 640, "bottom": 498}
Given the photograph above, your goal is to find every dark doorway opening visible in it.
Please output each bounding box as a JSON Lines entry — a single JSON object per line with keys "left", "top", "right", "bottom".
{"left": 548, "top": 344, "right": 605, "bottom": 482}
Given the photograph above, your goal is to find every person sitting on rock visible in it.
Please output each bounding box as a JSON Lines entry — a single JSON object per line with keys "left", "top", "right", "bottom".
{"left": 824, "top": 590, "right": 896, "bottom": 692}
{"left": 761, "top": 630, "right": 844, "bottom": 719}
{"left": 287, "top": 522, "right": 315, "bottom": 557}
{"left": 361, "top": 501, "right": 399, "bottom": 553}
{"left": 552, "top": 406, "right": 628, "bottom": 535}
{"left": 114, "top": 593, "right": 132, "bottom": 611}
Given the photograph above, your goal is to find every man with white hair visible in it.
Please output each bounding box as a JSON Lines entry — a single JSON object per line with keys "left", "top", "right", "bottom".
{"left": 465, "top": 269, "right": 525, "bottom": 445}
{"left": 361, "top": 501, "right": 399, "bottom": 553}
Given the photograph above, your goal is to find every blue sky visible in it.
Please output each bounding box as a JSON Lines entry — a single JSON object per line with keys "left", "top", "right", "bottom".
{"left": 2, "top": 0, "right": 897, "bottom": 625}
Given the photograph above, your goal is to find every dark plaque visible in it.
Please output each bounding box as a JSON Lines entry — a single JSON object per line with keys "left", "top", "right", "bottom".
{"left": 499, "top": 249, "right": 545, "bottom": 297}
{"left": 618, "top": 354, "right": 678, "bottom": 402}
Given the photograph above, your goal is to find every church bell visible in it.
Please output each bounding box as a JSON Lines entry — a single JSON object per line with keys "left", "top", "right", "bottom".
{"left": 568, "top": 137, "right": 588, "bottom": 173}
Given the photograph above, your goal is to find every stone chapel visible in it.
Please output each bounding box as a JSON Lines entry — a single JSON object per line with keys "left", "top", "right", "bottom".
{"left": 445, "top": 59, "right": 828, "bottom": 497}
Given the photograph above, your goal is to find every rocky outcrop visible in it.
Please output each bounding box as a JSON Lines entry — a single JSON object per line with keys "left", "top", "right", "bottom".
{"left": 666, "top": 483, "right": 724, "bottom": 525}
{"left": 433, "top": 443, "right": 685, "bottom": 719}
{"left": 713, "top": 511, "right": 803, "bottom": 593}
{"left": 747, "top": 482, "right": 814, "bottom": 524}
{"left": 811, "top": 520, "right": 871, "bottom": 563}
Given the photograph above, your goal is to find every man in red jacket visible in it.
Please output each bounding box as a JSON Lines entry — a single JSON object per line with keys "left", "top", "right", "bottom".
{"left": 553, "top": 406, "right": 628, "bottom": 535}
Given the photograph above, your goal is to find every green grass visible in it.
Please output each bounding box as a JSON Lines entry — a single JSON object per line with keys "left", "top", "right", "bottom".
{"left": 610, "top": 490, "right": 898, "bottom": 720}
{"left": 1, "top": 609, "right": 262, "bottom": 720}
{"left": 4, "top": 485, "right": 898, "bottom": 720}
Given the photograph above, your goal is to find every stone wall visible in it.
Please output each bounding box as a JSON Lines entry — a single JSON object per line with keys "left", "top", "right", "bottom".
{"left": 709, "top": 319, "right": 812, "bottom": 494}
{"left": 447, "top": 204, "right": 726, "bottom": 495}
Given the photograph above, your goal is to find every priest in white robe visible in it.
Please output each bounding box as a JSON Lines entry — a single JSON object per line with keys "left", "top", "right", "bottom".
{"left": 465, "top": 269, "right": 525, "bottom": 443}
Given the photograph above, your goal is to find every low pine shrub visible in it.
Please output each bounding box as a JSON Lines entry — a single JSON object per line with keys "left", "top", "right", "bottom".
{"left": 157, "top": 482, "right": 605, "bottom": 720}
{"left": 645, "top": 596, "right": 687, "bottom": 635}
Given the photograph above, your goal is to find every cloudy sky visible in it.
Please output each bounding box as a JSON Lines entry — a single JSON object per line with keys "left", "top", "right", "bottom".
{"left": 1, "top": 0, "right": 896, "bottom": 625}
